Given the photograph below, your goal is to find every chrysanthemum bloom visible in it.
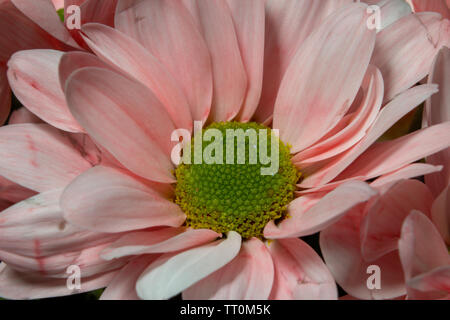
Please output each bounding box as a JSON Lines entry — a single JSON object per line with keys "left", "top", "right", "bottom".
{"left": 0, "top": 0, "right": 118, "bottom": 125}
{"left": 1, "top": 0, "right": 450, "bottom": 300}
{"left": 321, "top": 47, "right": 450, "bottom": 300}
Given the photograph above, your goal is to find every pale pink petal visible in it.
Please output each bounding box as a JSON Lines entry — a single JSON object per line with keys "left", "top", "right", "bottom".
{"left": 265, "top": 181, "right": 377, "bottom": 239}
{"left": 182, "top": 0, "right": 247, "bottom": 122}
{"left": 136, "top": 231, "right": 241, "bottom": 300}
{"left": 51, "top": 0, "right": 64, "bottom": 10}
{"left": 320, "top": 206, "right": 406, "bottom": 300}
{"left": 255, "top": 0, "right": 354, "bottom": 122}
{"left": 0, "top": 123, "right": 92, "bottom": 192}
{"left": 183, "top": 238, "right": 274, "bottom": 300}
{"left": 425, "top": 47, "right": 450, "bottom": 197}
{"left": 410, "top": 0, "right": 450, "bottom": 19}
{"left": 273, "top": 3, "right": 376, "bottom": 153}
{"left": 61, "top": 165, "right": 184, "bottom": 234}
{"left": 0, "top": 69, "right": 10, "bottom": 126}
{"left": 293, "top": 65, "right": 383, "bottom": 163}
{"left": 11, "top": 0, "right": 81, "bottom": 49}
{"left": 371, "top": 12, "right": 450, "bottom": 102}
{"left": 7, "top": 49, "right": 83, "bottom": 132}
{"left": 226, "top": 0, "right": 265, "bottom": 122}
{"left": 407, "top": 266, "right": 450, "bottom": 300}
{"left": 375, "top": 0, "right": 412, "bottom": 30}
{"left": 431, "top": 186, "right": 450, "bottom": 244}
{"left": 399, "top": 210, "right": 450, "bottom": 299}
{"left": 65, "top": 67, "right": 176, "bottom": 183}
{"left": 370, "top": 163, "right": 443, "bottom": 188}
{"left": 101, "top": 228, "right": 220, "bottom": 260}
{"left": 361, "top": 180, "right": 434, "bottom": 262}
{"left": 100, "top": 255, "right": 159, "bottom": 300}
{"left": 268, "top": 238, "right": 337, "bottom": 300}
{"left": 299, "top": 84, "right": 438, "bottom": 188}
{"left": 115, "top": 0, "right": 212, "bottom": 123}
{"left": 0, "top": 188, "right": 118, "bottom": 258}
{"left": 80, "top": 23, "right": 193, "bottom": 131}
{"left": 338, "top": 122, "right": 450, "bottom": 181}
{"left": 0, "top": 262, "right": 117, "bottom": 300}
{"left": 59, "top": 51, "right": 112, "bottom": 92}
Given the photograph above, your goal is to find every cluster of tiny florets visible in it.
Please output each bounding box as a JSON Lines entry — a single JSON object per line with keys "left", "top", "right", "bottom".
{"left": 174, "top": 122, "right": 300, "bottom": 239}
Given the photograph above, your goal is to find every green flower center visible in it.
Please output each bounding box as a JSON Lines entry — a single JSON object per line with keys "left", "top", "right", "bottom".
{"left": 174, "top": 122, "right": 300, "bottom": 239}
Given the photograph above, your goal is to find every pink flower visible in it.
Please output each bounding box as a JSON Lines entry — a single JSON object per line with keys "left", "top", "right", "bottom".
{"left": 321, "top": 47, "right": 450, "bottom": 300}
{"left": 407, "top": 0, "right": 450, "bottom": 18}
{"left": 0, "top": 0, "right": 118, "bottom": 125}
{"left": 0, "top": 0, "right": 449, "bottom": 300}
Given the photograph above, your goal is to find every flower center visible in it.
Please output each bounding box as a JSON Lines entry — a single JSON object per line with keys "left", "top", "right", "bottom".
{"left": 174, "top": 122, "right": 300, "bottom": 239}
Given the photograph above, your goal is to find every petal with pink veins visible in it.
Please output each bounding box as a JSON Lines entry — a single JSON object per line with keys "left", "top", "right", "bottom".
{"left": 299, "top": 84, "right": 438, "bottom": 188}
{"left": 0, "top": 262, "right": 117, "bottom": 300}
{"left": 65, "top": 67, "right": 177, "bottom": 183}
{"left": 424, "top": 47, "right": 450, "bottom": 197}
{"left": 183, "top": 238, "right": 274, "bottom": 300}
{"left": 320, "top": 206, "right": 406, "bottom": 300}
{"left": 371, "top": 12, "right": 450, "bottom": 102}
{"left": 80, "top": 23, "right": 193, "bottom": 131}
{"left": 61, "top": 165, "right": 185, "bottom": 234}
{"left": 182, "top": 0, "right": 247, "bottom": 122}
{"left": 399, "top": 210, "right": 450, "bottom": 299}
{"left": 268, "top": 238, "right": 337, "bottom": 300}
{"left": 136, "top": 231, "right": 241, "bottom": 300}
{"left": 101, "top": 255, "right": 159, "bottom": 300}
{"left": 265, "top": 181, "right": 377, "bottom": 239}
{"left": 11, "top": 0, "right": 81, "bottom": 49}
{"left": 370, "top": 163, "right": 443, "bottom": 188}
{"left": 361, "top": 180, "right": 434, "bottom": 262}
{"left": 226, "top": 0, "right": 265, "bottom": 122}
{"left": 273, "top": 3, "right": 376, "bottom": 153}
{"left": 255, "top": 0, "right": 354, "bottom": 122}
{"left": 101, "top": 228, "right": 220, "bottom": 260}
{"left": 0, "top": 123, "right": 92, "bottom": 192}
{"left": 7, "top": 49, "right": 84, "bottom": 132}
{"left": 115, "top": 0, "right": 212, "bottom": 124}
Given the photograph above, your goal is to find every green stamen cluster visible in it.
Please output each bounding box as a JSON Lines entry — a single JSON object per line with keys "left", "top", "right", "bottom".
{"left": 174, "top": 122, "right": 300, "bottom": 239}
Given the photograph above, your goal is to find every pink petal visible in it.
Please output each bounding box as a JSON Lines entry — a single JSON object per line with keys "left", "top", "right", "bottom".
{"left": 361, "top": 180, "right": 434, "bottom": 262}
{"left": 7, "top": 49, "right": 84, "bottom": 132}
{"left": 65, "top": 67, "right": 176, "bottom": 183}
{"left": 370, "top": 163, "right": 444, "bottom": 188}
{"left": 269, "top": 238, "right": 337, "bottom": 300}
{"left": 410, "top": 0, "right": 450, "bottom": 19}
{"left": 226, "top": 0, "right": 265, "bottom": 122}
{"left": 0, "top": 68, "right": 10, "bottom": 125}
{"left": 293, "top": 65, "right": 383, "bottom": 163}
{"left": 407, "top": 266, "right": 450, "bottom": 300}
{"left": 299, "top": 84, "right": 438, "bottom": 188}
{"left": 80, "top": 23, "right": 193, "bottom": 131}
{"left": 11, "top": 0, "right": 81, "bottom": 49}
{"left": 375, "top": 0, "right": 412, "bottom": 30}
{"left": 59, "top": 51, "right": 113, "bottom": 92}
{"left": 101, "top": 228, "right": 220, "bottom": 260}
{"left": 182, "top": 0, "right": 247, "bottom": 122}
{"left": 136, "top": 231, "right": 241, "bottom": 300}
{"left": 431, "top": 186, "right": 450, "bottom": 244}
{"left": 371, "top": 12, "right": 450, "bottom": 102}
{"left": 273, "top": 3, "right": 376, "bottom": 153}
{"left": 425, "top": 47, "right": 450, "bottom": 197}
{"left": 100, "top": 255, "right": 159, "bottom": 300}
{"left": 255, "top": 0, "right": 354, "bottom": 122}
{"left": 0, "top": 123, "right": 92, "bottom": 192}
{"left": 0, "top": 188, "right": 118, "bottom": 258}
{"left": 0, "top": 175, "right": 36, "bottom": 203}
{"left": 183, "top": 238, "right": 274, "bottom": 300}
{"left": 320, "top": 206, "right": 406, "bottom": 300}
{"left": 338, "top": 122, "right": 450, "bottom": 181}
{"left": 78, "top": 0, "right": 118, "bottom": 26}
{"left": 115, "top": 0, "right": 212, "bottom": 123}
{"left": 61, "top": 165, "right": 184, "bottom": 233}
{"left": 0, "top": 262, "right": 117, "bottom": 300}
{"left": 265, "top": 181, "right": 377, "bottom": 239}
